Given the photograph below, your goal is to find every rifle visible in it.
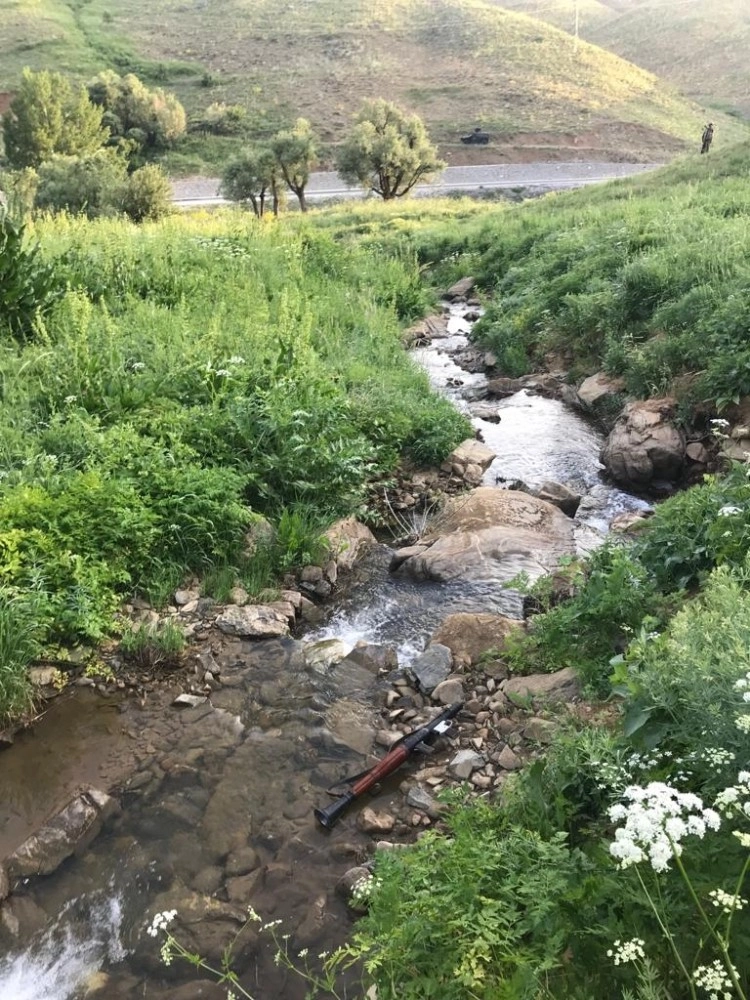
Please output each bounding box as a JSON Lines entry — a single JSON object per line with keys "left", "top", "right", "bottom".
{"left": 314, "top": 701, "right": 463, "bottom": 829}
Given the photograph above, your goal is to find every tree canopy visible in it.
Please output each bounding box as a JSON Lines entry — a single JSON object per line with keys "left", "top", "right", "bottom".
{"left": 87, "top": 71, "right": 187, "bottom": 150}
{"left": 271, "top": 118, "right": 317, "bottom": 212}
{"left": 220, "top": 146, "right": 282, "bottom": 217}
{"left": 2, "top": 69, "right": 107, "bottom": 170}
{"left": 336, "top": 99, "right": 445, "bottom": 200}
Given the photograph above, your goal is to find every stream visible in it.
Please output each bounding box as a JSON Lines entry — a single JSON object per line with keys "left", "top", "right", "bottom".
{"left": 0, "top": 302, "right": 649, "bottom": 1000}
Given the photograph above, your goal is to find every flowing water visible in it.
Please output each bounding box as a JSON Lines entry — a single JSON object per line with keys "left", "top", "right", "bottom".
{"left": 0, "top": 302, "right": 648, "bottom": 1000}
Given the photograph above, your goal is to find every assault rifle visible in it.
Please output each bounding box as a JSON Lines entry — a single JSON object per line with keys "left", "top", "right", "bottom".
{"left": 314, "top": 701, "right": 463, "bottom": 829}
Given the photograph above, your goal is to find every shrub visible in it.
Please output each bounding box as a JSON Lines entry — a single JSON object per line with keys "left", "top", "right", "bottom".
{"left": 0, "top": 212, "right": 62, "bottom": 339}
{"left": 34, "top": 150, "right": 128, "bottom": 219}
{"left": 121, "top": 164, "right": 172, "bottom": 222}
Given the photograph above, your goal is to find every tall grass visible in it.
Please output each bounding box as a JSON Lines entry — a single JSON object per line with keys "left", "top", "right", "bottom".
{"left": 0, "top": 590, "right": 40, "bottom": 724}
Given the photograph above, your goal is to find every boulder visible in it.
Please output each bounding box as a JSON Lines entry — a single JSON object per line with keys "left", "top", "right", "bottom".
{"left": 391, "top": 488, "right": 574, "bottom": 585}
{"left": 449, "top": 749, "right": 485, "bottom": 779}
{"left": 407, "top": 643, "right": 453, "bottom": 693}
{"left": 304, "top": 638, "right": 349, "bottom": 672}
{"left": 402, "top": 313, "right": 449, "bottom": 346}
{"left": 5, "top": 787, "right": 120, "bottom": 879}
{"left": 346, "top": 642, "right": 399, "bottom": 674}
{"left": 444, "top": 277, "right": 475, "bottom": 301}
{"left": 441, "top": 438, "right": 496, "bottom": 485}
{"left": 534, "top": 481, "right": 582, "bottom": 518}
{"left": 136, "top": 887, "right": 250, "bottom": 974}
{"left": 324, "top": 518, "right": 376, "bottom": 572}
{"left": 486, "top": 377, "right": 527, "bottom": 398}
{"left": 600, "top": 398, "right": 686, "bottom": 489}
{"left": 577, "top": 371, "right": 625, "bottom": 410}
{"left": 502, "top": 667, "right": 580, "bottom": 703}
{"left": 431, "top": 612, "right": 521, "bottom": 667}
{"left": 214, "top": 604, "right": 290, "bottom": 639}
{"left": 431, "top": 677, "right": 466, "bottom": 705}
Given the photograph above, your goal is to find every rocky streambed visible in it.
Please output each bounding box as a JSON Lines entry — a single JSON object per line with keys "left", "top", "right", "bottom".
{"left": 0, "top": 293, "right": 654, "bottom": 1000}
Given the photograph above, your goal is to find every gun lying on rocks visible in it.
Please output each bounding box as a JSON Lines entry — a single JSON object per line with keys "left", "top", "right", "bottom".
{"left": 314, "top": 701, "right": 463, "bottom": 829}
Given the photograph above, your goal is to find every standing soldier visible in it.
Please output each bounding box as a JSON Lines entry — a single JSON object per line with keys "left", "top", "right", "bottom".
{"left": 701, "top": 122, "right": 714, "bottom": 154}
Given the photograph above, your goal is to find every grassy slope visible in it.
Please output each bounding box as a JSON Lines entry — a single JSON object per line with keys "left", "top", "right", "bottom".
{"left": 499, "top": 0, "right": 750, "bottom": 118}
{"left": 0, "top": 0, "right": 746, "bottom": 171}
{"left": 394, "top": 140, "right": 750, "bottom": 411}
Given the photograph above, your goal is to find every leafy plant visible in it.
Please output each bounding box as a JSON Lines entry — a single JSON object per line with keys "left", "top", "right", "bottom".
{"left": 120, "top": 620, "right": 185, "bottom": 670}
{"left": 0, "top": 212, "right": 62, "bottom": 340}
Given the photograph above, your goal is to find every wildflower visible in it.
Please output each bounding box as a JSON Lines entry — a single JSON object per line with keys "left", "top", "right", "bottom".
{"left": 214, "top": 369, "right": 231, "bottom": 377}
{"left": 718, "top": 505, "right": 742, "bottom": 517}
{"left": 608, "top": 782, "right": 721, "bottom": 872}
{"left": 710, "top": 418, "right": 730, "bottom": 427}
{"left": 606, "top": 938, "right": 645, "bottom": 966}
{"left": 734, "top": 831, "right": 750, "bottom": 848}
{"left": 709, "top": 888, "right": 746, "bottom": 913}
{"left": 147, "top": 909, "right": 177, "bottom": 937}
{"left": 228, "top": 356, "right": 246, "bottom": 365}
{"left": 63, "top": 395, "right": 77, "bottom": 405}
{"left": 715, "top": 773, "right": 750, "bottom": 820}
{"left": 693, "top": 959, "right": 735, "bottom": 999}
{"left": 298, "top": 948, "right": 309, "bottom": 958}
{"left": 736, "top": 715, "right": 750, "bottom": 734}
{"left": 160, "top": 939, "right": 174, "bottom": 967}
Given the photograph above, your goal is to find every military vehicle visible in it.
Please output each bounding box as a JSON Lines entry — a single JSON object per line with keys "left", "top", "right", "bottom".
{"left": 461, "top": 127, "right": 490, "bottom": 145}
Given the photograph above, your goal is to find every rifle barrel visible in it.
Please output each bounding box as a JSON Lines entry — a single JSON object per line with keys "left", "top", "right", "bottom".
{"left": 314, "top": 702, "right": 463, "bottom": 829}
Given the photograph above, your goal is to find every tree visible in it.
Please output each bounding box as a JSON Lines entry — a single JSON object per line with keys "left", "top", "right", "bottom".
{"left": 2, "top": 69, "right": 107, "bottom": 169}
{"left": 220, "top": 147, "right": 282, "bottom": 217}
{"left": 34, "top": 149, "right": 128, "bottom": 219}
{"left": 87, "top": 71, "right": 186, "bottom": 151}
{"left": 271, "top": 118, "right": 317, "bottom": 212}
{"left": 336, "top": 99, "right": 445, "bottom": 200}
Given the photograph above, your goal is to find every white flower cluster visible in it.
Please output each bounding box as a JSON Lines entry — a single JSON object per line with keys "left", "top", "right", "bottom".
{"left": 718, "top": 505, "right": 742, "bottom": 517}
{"left": 715, "top": 772, "right": 750, "bottom": 821}
{"left": 147, "top": 909, "right": 177, "bottom": 937}
{"left": 693, "top": 958, "right": 736, "bottom": 999}
{"left": 709, "top": 888, "right": 747, "bottom": 913}
{"left": 608, "top": 783, "right": 721, "bottom": 872}
{"left": 193, "top": 236, "right": 253, "bottom": 260}
{"left": 606, "top": 938, "right": 645, "bottom": 966}
{"left": 735, "top": 831, "right": 750, "bottom": 848}
{"left": 350, "top": 872, "right": 382, "bottom": 905}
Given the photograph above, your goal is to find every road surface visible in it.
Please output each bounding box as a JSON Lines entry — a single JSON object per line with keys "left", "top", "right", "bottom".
{"left": 172, "top": 161, "right": 660, "bottom": 207}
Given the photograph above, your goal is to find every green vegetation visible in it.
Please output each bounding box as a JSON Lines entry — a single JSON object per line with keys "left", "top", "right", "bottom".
{"left": 337, "top": 99, "right": 445, "bottom": 200}
{"left": 378, "top": 142, "right": 750, "bottom": 413}
{"left": 3, "top": 68, "right": 106, "bottom": 169}
{"left": 0, "top": 208, "right": 468, "bottom": 721}
{"left": 1, "top": 0, "right": 746, "bottom": 175}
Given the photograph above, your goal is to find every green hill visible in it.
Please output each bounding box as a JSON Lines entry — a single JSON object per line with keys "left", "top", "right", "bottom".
{"left": 0, "top": 0, "right": 745, "bottom": 170}
{"left": 498, "top": 0, "right": 750, "bottom": 119}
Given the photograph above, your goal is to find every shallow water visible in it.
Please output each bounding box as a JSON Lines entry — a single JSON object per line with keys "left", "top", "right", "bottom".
{"left": 0, "top": 302, "right": 648, "bottom": 1000}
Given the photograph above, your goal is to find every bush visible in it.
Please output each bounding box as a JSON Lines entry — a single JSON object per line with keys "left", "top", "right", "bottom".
{"left": 121, "top": 164, "right": 172, "bottom": 222}
{"left": 35, "top": 150, "right": 128, "bottom": 219}
{"left": 0, "top": 212, "right": 62, "bottom": 339}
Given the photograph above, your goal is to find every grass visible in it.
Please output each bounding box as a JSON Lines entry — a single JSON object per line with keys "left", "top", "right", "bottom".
{"left": 504, "top": 0, "right": 750, "bottom": 119}
{"left": 372, "top": 140, "right": 750, "bottom": 412}
{"left": 0, "top": 0, "right": 746, "bottom": 175}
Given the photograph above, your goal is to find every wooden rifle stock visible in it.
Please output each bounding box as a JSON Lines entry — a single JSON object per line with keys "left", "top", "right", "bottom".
{"left": 314, "top": 701, "right": 463, "bottom": 829}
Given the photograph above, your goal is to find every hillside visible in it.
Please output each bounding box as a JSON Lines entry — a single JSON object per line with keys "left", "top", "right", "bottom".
{"left": 499, "top": 0, "right": 750, "bottom": 118}
{"left": 0, "top": 0, "right": 745, "bottom": 171}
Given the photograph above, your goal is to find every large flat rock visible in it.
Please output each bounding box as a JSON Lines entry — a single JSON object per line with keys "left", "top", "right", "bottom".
{"left": 391, "top": 488, "right": 574, "bottom": 585}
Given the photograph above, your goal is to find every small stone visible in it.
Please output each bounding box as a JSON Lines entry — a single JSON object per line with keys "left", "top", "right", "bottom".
{"left": 431, "top": 677, "right": 465, "bottom": 705}
{"left": 375, "top": 730, "right": 402, "bottom": 748}
{"left": 497, "top": 745, "right": 522, "bottom": 770}
{"left": 357, "top": 808, "right": 396, "bottom": 834}
{"left": 471, "top": 773, "right": 492, "bottom": 789}
{"left": 173, "top": 694, "right": 208, "bottom": 708}
{"left": 174, "top": 589, "right": 198, "bottom": 606}
{"left": 229, "top": 587, "right": 249, "bottom": 606}
{"left": 0, "top": 864, "right": 9, "bottom": 901}
{"left": 449, "top": 749, "right": 485, "bottom": 779}
{"left": 523, "top": 718, "right": 558, "bottom": 744}
{"left": 405, "top": 785, "right": 440, "bottom": 816}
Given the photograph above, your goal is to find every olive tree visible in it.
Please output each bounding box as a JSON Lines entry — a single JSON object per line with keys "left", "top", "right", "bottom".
{"left": 336, "top": 99, "right": 445, "bottom": 200}
{"left": 220, "top": 146, "right": 282, "bottom": 217}
{"left": 87, "top": 71, "right": 186, "bottom": 151}
{"left": 2, "top": 69, "right": 107, "bottom": 169}
{"left": 271, "top": 118, "right": 317, "bottom": 212}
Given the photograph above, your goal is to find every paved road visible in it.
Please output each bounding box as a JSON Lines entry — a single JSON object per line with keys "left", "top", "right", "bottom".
{"left": 172, "top": 161, "right": 660, "bottom": 206}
